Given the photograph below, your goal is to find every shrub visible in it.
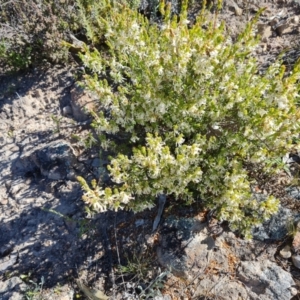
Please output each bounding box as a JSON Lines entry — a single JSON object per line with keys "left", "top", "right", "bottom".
{"left": 77, "top": 0, "right": 300, "bottom": 238}
{"left": 0, "top": 0, "right": 144, "bottom": 71}
{"left": 0, "top": 0, "right": 79, "bottom": 70}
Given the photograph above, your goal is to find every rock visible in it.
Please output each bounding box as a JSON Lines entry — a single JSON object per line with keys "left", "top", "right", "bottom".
{"left": 269, "top": 18, "right": 279, "bottom": 27}
{"left": 280, "top": 245, "right": 292, "bottom": 259}
{"left": 157, "top": 216, "right": 296, "bottom": 299}
{"left": 62, "top": 105, "right": 72, "bottom": 116}
{"left": 226, "top": 1, "right": 243, "bottom": 16}
{"left": 47, "top": 165, "right": 66, "bottom": 180}
{"left": 257, "top": 24, "right": 273, "bottom": 42}
{"left": 234, "top": 6, "right": 243, "bottom": 16}
{"left": 0, "top": 252, "right": 18, "bottom": 272}
{"left": 135, "top": 219, "right": 145, "bottom": 227}
{"left": 157, "top": 217, "right": 249, "bottom": 299}
{"left": 292, "top": 255, "right": 300, "bottom": 269}
{"left": 32, "top": 88, "right": 42, "bottom": 98}
{"left": 237, "top": 260, "right": 296, "bottom": 300}
{"left": 70, "top": 84, "right": 98, "bottom": 122}
{"left": 0, "top": 186, "right": 8, "bottom": 205}
{"left": 91, "top": 158, "right": 110, "bottom": 182}
{"left": 154, "top": 296, "right": 172, "bottom": 300}
{"left": 30, "top": 140, "right": 77, "bottom": 180}
{"left": 290, "top": 15, "right": 299, "bottom": 24}
{"left": 145, "top": 234, "right": 156, "bottom": 246}
{"left": 0, "top": 277, "right": 27, "bottom": 300}
{"left": 276, "top": 23, "right": 293, "bottom": 36}
{"left": 57, "top": 296, "right": 73, "bottom": 300}
{"left": 286, "top": 186, "right": 300, "bottom": 200}
{"left": 195, "top": 277, "right": 248, "bottom": 300}
{"left": 252, "top": 207, "right": 299, "bottom": 241}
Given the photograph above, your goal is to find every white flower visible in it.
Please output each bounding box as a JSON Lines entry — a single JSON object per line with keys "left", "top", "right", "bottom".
{"left": 176, "top": 135, "right": 185, "bottom": 146}
{"left": 223, "top": 74, "right": 230, "bottom": 82}
{"left": 158, "top": 67, "right": 164, "bottom": 75}
{"left": 277, "top": 95, "right": 288, "bottom": 110}
{"left": 138, "top": 41, "right": 145, "bottom": 47}
{"left": 119, "top": 192, "right": 134, "bottom": 204}
{"left": 182, "top": 19, "right": 190, "bottom": 25}
{"left": 156, "top": 103, "right": 166, "bottom": 114}
{"left": 131, "top": 22, "right": 139, "bottom": 31}
{"left": 212, "top": 124, "right": 220, "bottom": 130}
{"left": 225, "top": 102, "right": 234, "bottom": 109}
{"left": 210, "top": 50, "right": 218, "bottom": 58}
{"left": 145, "top": 91, "right": 151, "bottom": 100}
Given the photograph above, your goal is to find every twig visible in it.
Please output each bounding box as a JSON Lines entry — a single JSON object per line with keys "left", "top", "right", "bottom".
{"left": 114, "top": 213, "right": 127, "bottom": 293}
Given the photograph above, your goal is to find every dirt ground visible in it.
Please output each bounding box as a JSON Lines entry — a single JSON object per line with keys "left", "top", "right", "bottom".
{"left": 1, "top": 1, "right": 300, "bottom": 299}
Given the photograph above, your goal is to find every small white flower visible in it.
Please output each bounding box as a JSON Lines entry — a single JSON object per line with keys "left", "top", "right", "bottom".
{"left": 257, "top": 108, "right": 267, "bottom": 116}
{"left": 212, "top": 124, "right": 220, "bottom": 130}
{"left": 120, "top": 192, "right": 134, "bottom": 204}
{"left": 131, "top": 22, "right": 139, "bottom": 31}
{"left": 158, "top": 67, "right": 164, "bottom": 75}
{"left": 182, "top": 19, "right": 190, "bottom": 25}
{"left": 277, "top": 96, "right": 288, "bottom": 110}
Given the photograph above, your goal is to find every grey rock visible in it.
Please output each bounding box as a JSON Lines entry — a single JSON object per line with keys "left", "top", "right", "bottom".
{"left": 252, "top": 206, "right": 300, "bottom": 241}
{"left": 158, "top": 217, "right": 297, "bottom": 300}
{"left": 276, "top": 23, "right": 293, "bottom": 36}
{"left": 48, "top": 165, "right": 67, "bottom": 180}
{"left": 195, "top": 277, "right": 248, "bottom": 300}
{"left": 257, "top": 23, "right": 273, "bottom": 42}
{"left": 145, "top": 234, "right": 156, "bottom": 247}
{"left": 280, "top": 245, "right": 292, "bottom": 259}
{"left": 135, "top": 219, "right": 145, "bottom": 227}
{"left": 2, "top": 291, "right": 24, "bottom": 300}
{"left": 237, "top": 260, "right": 296, "bottom": 300}
{"left": 8, "top": 181, "right": 29, "bottom": 200}
{"left": 0, "top": 277, "right": 26, "bottom": 300}
{"left": 90, "top": 158, "right": 110, "bottom": 181}
{"left": 0, "top": 252, "right": 18, "bottom": 272}
{"left": 62, "top": 105, "right": 72, "bottom": 116}
{"left": 286, "top": 186, "right": 300, "bottom": 200}
{"left": 66, "top": 170, "right": 77, "bottom": 181}
{"left": 91, "top": 158, "right": 101, "bottom": 167}
{"left": 154, "top": 296, "right": 172, "bottom": 300}
{"left": 292, "top": 255, "right": 300, "bottom": 269}
{"left": 226, "top": 0, "right": 243, "bottom": 16}
{"left": 234, "top": 6, "right": 243, "bottom": 16}
{"left": 290, "top": 15, "right": 299, "bottom": 24}
{"left": 70, "top": 84, "right": 97, "bottom": 122}
{"left": 30, "top": 140, "right": 77, "bottom": 180}
{"left": 158, "top": 217, "right": 249, "bottom": 299}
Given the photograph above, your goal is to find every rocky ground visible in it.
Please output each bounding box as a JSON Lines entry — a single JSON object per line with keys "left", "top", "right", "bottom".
{"left": 1, "top": 0, "right": 300, "bottom": 299}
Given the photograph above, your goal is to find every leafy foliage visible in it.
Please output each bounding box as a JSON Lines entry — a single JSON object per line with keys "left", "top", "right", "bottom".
{"left": 75, "top": 0, "right": 300, "bottom": 238}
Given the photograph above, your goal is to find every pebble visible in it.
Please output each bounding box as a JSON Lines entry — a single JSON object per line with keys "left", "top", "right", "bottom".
{"left": 135, "top": 219, "right": 145, "bottom": 227}
{"left": 290, "top": 15, "right": 299, "bottom": 24}
{"left": 292, "top": 255, "right": 300, "bottom": 269}
{"left": 279, "top": 245, "right": 292, "bottom": 259}
{"left": 62, "top": 105, "right": 72, "bottom": 116}
{"left": 276, "top": 23, "right": 293, "bottom": 36}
